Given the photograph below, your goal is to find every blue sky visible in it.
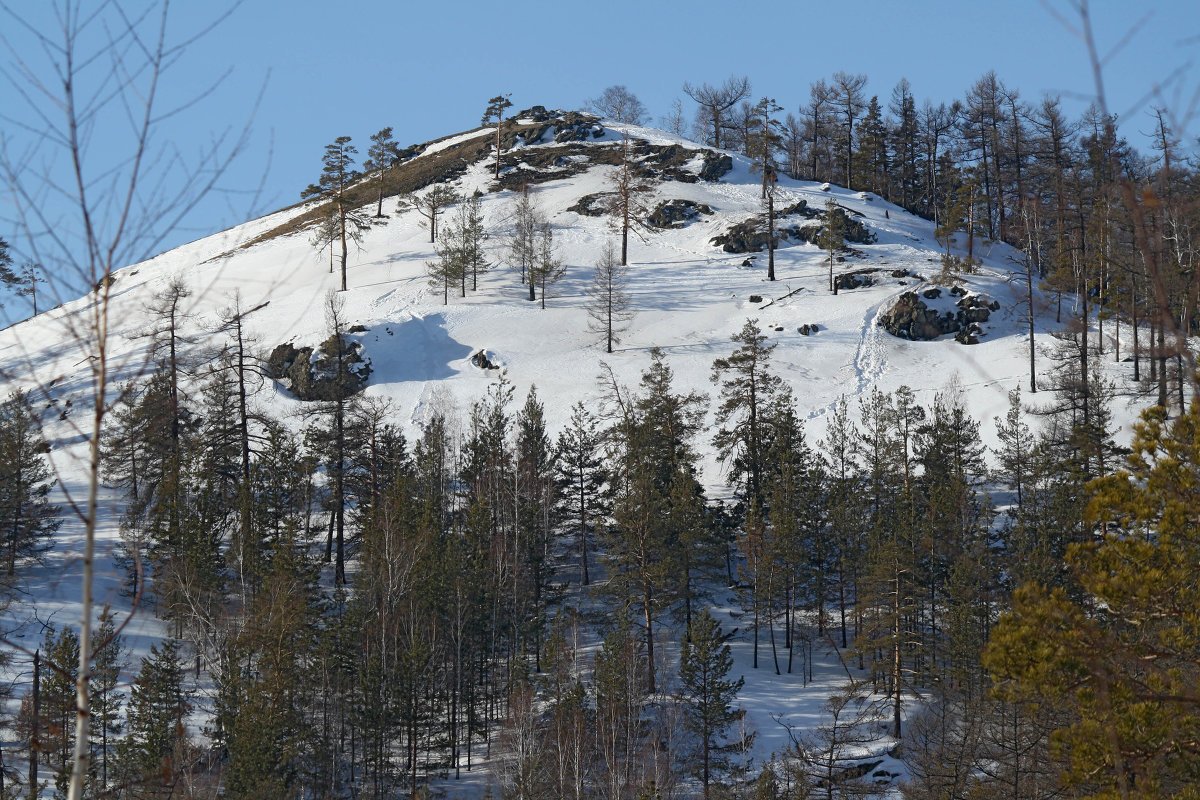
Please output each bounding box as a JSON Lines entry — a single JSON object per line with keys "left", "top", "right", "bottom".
{"left": 2, "top": 0, "right": 1199, "bottom": 301}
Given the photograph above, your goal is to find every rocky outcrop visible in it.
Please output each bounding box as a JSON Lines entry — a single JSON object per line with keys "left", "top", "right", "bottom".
{"left": 698, "top": 152, "right": 733, "bottom": 181}
{"left": 267, "top": 334, "right": 371, "bottom": 401}
{"left": 711, "top": 205, "right": 876, "bottom": 254}
{"left": 471, "top": 350, "right": 501, "bottom": 370}
{"left": 879, "top": 290, "right": 1000, "bottom": 344}
{"left": 835, "top": 270, "right": 874, "bottom": 291}
{"left": 567, "top": 192, "right": 612, "bottom": 217}
{"left": 647, "top": 199, "right": 713, "bottom": 229}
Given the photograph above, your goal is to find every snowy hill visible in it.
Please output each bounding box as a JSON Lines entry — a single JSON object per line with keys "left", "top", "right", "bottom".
{"left": 0, "top": 109, "right": 1154, "bottom": 795}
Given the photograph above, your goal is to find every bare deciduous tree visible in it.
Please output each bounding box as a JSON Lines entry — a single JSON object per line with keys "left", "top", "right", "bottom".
{"left": 0, "top": 3, "right": 253, "bottom": 798}
{"left": 587, "top": 242, "right": 633, "bottom": 354}
{"left": 682, "top": 75, "right": 751, "bottom": 150}
{"left": 586, "top": 85, "right": 647, "bottom": 125}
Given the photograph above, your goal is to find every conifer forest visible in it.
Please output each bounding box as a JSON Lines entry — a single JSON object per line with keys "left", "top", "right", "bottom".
{"left": 1, "top": 3, "right": 1199, "bottom": 799}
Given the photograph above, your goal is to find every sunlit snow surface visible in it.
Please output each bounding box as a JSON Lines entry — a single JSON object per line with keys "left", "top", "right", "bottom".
{"left": 0, "top": 120, "right": 1154, "bottom": 795}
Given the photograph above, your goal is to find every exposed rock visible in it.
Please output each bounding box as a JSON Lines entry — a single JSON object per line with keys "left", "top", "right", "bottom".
{"left": 698, "top": 152, "right": 733, "bottom": 181}
{"left": 922, "top": 288, "right": 942, "bottom": 299}
{"left": 748, "top": 295, "right": 763, "bottom": 303}
{"left": 713, "top": 205, "right": 875, "bottom": 254}
{"left": 267, "top": 334, "right": 371, "bottom": 401}
{"left": 567, "top": 192, "right": 612, "bottom": 217}
{"left": 647, "top": 199, "right": 713, "bottom": 229}
{"left": 799, "top": 323, "right": 821, "bottom": 336}
{"left": 878, "top": 289, "right": 998, "bottom": 343}
{"left": 836, "top": 270, "right": 875, "bottom": 291}
{"left": 777, "top": 199, "right": 822, "bottom": 219}
{"left": 471, "top": 349, "right": 501, "bottom": 370}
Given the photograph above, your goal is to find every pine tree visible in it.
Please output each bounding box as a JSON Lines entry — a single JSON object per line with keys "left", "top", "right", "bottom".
{"left": 748, "top": 98, "right": 784, "bottom": 281}
{"left": 222, "top": 534, "right": 321, "bottom": 800}
{"left": 90, "top": 610, "right": 127, "bottom": 795}
{"left": 986, "top": 398, "right": 1200, "bottom": 798}
{"left": 0, "top": 390, "right": 60, "bottom": 580}
{"left": 603, "top": 350, "right": 707, "bottom": 693}
{"left": 32, "top": 625, "right": 79, "bottom": 794}
{"left": 452, "top": 191, "right": 491, "bottom": 293}
{"left": 593, "top": 611, "right": 646, "bottom": 800}
{"left": 302, "top": 136, "right": 374, "bottom": 291}
{"left": 817, "top": 201, "right": 846, "bottom": 294}
{"left": 507, "top": 184, "right": 541, "bottom": 291}
{"left": 426, "top": 215, "right": 465, "bottom": 305}
{"left": 556, "top": 402, "right": 607, "bottom": 586}
{"left": 679, "top": 608, "right": 749, "bottom": 800}
{"left": 397, "top": 184, "right": 461, "bottom": 244}
{"left": 113, "top": 640, "right": 190, "bottom": 799}
{"left": 711, "top": 319, "right": 784, "bottom": 509}
{"left": 483, "top": 94, "right": 514, "bottom": 180}
{"left": 363, "top": 126, "right": 401, "bottom": 218}
{"left": 529, "top": 220, "right": 565, "bottom": 308}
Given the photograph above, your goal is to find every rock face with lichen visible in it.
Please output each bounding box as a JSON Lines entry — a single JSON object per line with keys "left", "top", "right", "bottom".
{"left": 267, "top": 334, "right": 371, "bottom": 400}
{"left": 647, "top": 199, "right": 714, "bottom": 229}
{"left": 878, "top": 290, "right": 1000, "bottom": 344}
{"left": 710, "top": 204, "right": 876, "bottom": 254}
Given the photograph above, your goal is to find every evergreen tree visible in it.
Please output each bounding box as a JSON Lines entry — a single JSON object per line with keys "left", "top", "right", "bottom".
{"left": 529, "top": 220, "right": 565, "bottom": 308}
{"left": 987, "top": 398, "right": 1200, "bottom": 798}
{"left": 603, "top": 350, "right": 707, "bottom": 693}
{"left": 426, "top": 214, "right": 465, "bottom": 305}
{"left": 449, "top": 191, "right": 491, "bottom": 293}
{"left": 817, "top": 201, "right": 846, "bottom": 294}
{"left": 852, "top": 95, "right": 888, "bottom": 193}
{"left": 31, "top": 625, "right": 79, "bottom": 794}
{"left": 556, "top": 402, "right": 607, "bottom": 586}
{"left": 711, "top": 319, "right": 784, "bottom": 509}
{"left": 679, "top": 608, "right": 749, "bottom": 800}
{"left": 483, "top": 94, "right": 514, "bottom": 180}
{"left": 593, "top": 611, "right": 646, "bottom": 800}
{"left": 90, "top": 610, "right": 127, "bottom": 795}
{"left": 397, "top": 184, "right": 461, "bottom": 244}
{"left": 829, "top": 71, "right": 868, "bottom": 188}
{"left": 507, "top": 184, "right": 541, "bottom": 291}
{"left": 113, "top": 640, "right": 190, "bottom": 799}
{"left": 221, "top": 534, "right": 321, "bottom": 800}
{"left": 302, "top": 136, "right": 374, "bottom": 292}
{"left": 363, "top": 126, "right": 401, "bottom": 218}
{"left": 0, "top": 391, "right": 59, "bottom": 580}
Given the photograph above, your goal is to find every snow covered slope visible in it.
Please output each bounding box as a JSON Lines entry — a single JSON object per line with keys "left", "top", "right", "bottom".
{"left": 0, "top": 111, "right": 1153, "bottom": 788}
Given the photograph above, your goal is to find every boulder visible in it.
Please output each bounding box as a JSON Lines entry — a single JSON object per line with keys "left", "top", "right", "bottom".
{"left": 698, "top": 152, "right": 733, "bottom": 181}
{"left": 567, "top": 192, "right": 612, "bottom": 217}
{"left": 471, "top": 350, "right": 501, "bottom": 370}
{"left": 835, "top": 270, "right": 874, "bottom": 291}
{"left": 879, "top": 290, "right": 998, "bottom": 343}
{"left": 647, "top": 199, "right": 713, "bottom": 229}
{"left": 267, "top": 334, "right": 370, "bottom": 401}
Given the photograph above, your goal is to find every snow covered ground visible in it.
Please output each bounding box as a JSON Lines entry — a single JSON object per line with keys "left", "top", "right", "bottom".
{"left": 0, "top": 116, "right": 1157, "bottom": 795}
